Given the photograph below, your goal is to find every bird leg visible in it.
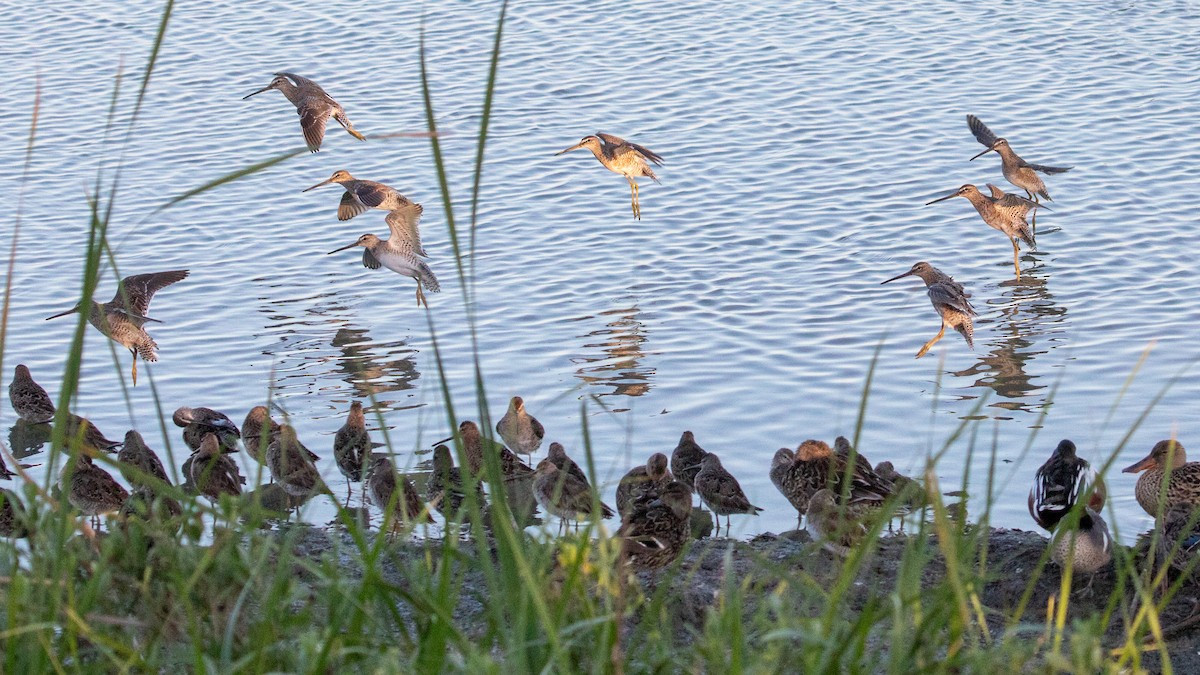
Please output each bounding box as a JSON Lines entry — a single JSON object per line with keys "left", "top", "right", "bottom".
{"left": 415, "top": 281, "right": 427, "bottom": 308}
{"left": 628, "top": 178, "right": 640, "bottom": 220}
{"left": 915, "top": 323, "right": 947, "bottom": 359}
{"left": 131, "top": 358, "right": 138, "bottom": 386}
{"left": 1011, "top": 237, "right": 1022, "bottom": 281}
{"left": 1031, "top": 195, "right": 1040, "bottom": 232}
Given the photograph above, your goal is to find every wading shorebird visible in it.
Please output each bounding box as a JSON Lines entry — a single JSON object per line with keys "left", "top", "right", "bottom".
{"left": 333, "top": 401, "right": 371, "bottom": 502}
{"left": 926, "top": 184, "right": 1042, "bottom": 280}
{"left": 882, "top": 262, "right": 976, "bottom": 359}
{"left": 174, "top": 406, "right": 241, "bottom": 452}
{"left": 967, "top": 115, "right": 1071, "bottom": 231}
{"left": 692, "top": 453, "right": 762, "bottom": 537}
{"left": 46, "top": 270, "right": 189, "bottom": 385}
{"left": 670, "top": 431, "right": 708, "bottom": 506}
{"left": 616, "top": 452, "right": 673, "bottom": 520}
{"left": 327, "top": 207, "right": 440, "bottom": 308}
{"left": 366, "top": 456, "right": 432, "bottom": 531}
{"left": 555, "top": 133, "right": 663, "bottom": 220}
{"left": 496, "top": 396, "right": 544, "bottom": 459}
{"left": 243, "top": 73, "right": 366, "bottom": 152}
{"left": 1028, "top": 440, "right": 1106, "bottom": 531}
{"left": 533, "top": 458, "right": 614, "bottom": 534}
{"left": 63, "top": 451, "right": 129, "bottom": 528}
{"left": 303, "top": 171, "right": 424, "bottom": 241}
{"left": 9, "top": 364, "right": 55, "bottom": 423}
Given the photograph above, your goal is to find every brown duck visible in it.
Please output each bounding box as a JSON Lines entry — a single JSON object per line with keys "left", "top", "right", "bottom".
{"left": 1123, "top": 439, "right": 1200, "bottom": 516}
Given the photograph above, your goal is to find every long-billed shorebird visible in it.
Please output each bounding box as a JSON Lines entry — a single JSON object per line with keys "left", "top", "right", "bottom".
{"left": 63, "top": 451, "right": 129, "bottom": 528}
{"left": 967, "top": 115, "right": 1070, "bottom": 231}
{"left": 533, "top": 458, "right": 614, "bottom": 534}
{"left": 327, "top": 210, "right": 439, "bottom": 308}
{"left": 117, "top": 429, "right": 171, "bottom": 491}
{"left": 496, "top": 396, "right": 544, "bottom": 459}
{"left": 882, "top": 262, "right": 977, "bottom": 359}
{"left": 670, "top": 431, "right": 708, "bottom": 506}
{"left": 926, "top": 184, "right": 1042, "bottom": 280}
{"left": 693, "top": 453, "right": 762, "bottom": 536}
{"left": 303, "top": 171, "right": 424, "bottom": 242}
{"left": 242, "top": 406, "right": 281, "bottom": 463}
{"left": 616, "top": 452, "right": 673, "bottom": 521}
{"left": 9, "top": 364, "right": 55, "bottom": 423}
{"left": 333, "top": 401, "right": 371, "bottom": 501}
{"left": 1029, "top": 440, "right": 1106, "bottom": 531}
{"left": 555, "top": 133, "right": 663, "bottom": 220}
{"left": 0, "top": 488, "right": 30, "bottom": 538}
{"left": 243, "top": 73, "right": 366, "bottom": 152}
{"left": 190, "top": 433, "right": 243, "bottom": 502}
{"left": 429, "top": 444, "right": 486, "bottom": 521}
{"left": 366, "top": 456, "right": 431, "bottom": 531}
{"left": 174, "top": 406, "right": 241, "bottom": 452}
{"left": 46, "top": 270, "right": 189, "bottom": 385}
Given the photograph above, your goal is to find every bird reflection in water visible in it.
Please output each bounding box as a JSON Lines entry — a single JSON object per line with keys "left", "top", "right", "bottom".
{"left": 8, "top": 420, "right": 52, "bottom": 458}
{"left": 330, "top": 327, "right": 420, "bottom": 409}
{"left": 953, "top": 270, "right": 1067, "bottom": 416}
{"left": 570, "top": 306, "right": 656, "bottom": 407}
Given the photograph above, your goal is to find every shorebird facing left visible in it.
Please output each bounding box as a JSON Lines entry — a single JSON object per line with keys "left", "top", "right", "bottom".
{"left": 45, "top": 270, "right": 189, "bottom": 385}
{"left": 926, "top": 184, "right": 1043, "bottom": 280}
{"left": 881, "top": 262, "right": 976, "bottom": 359}
{"left": 243, "top": 73, "right": 366, "bottom": 152}
{"left": 303, "top": 171, "right": 424, "bottom": 242}
{"left": 967, "top": 115, "right": 1071, "bottom": 231}
{"left": 555, "top": 133, "right": 663, "bottom": 220}
{"left": 327, "top": 207, "right": 439, "bottom": 308}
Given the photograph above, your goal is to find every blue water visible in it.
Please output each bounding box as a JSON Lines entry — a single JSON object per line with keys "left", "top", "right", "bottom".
{"left": 2, "top": 0, "right": 1199, "bottom": 541}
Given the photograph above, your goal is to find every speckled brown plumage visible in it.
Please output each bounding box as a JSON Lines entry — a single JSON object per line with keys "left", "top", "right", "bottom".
{"left": 617, "top": 481, "right": 692, "bottom": 571}
{"left": 1124, "top": 440, "right": 1200, "bottom": 517}
{"left": 533, "top": 459, "right": 613, "bottom": 532}
{"left": 366, "top": 456, "right": 431, "bottom": 528}
{"left": 547, "top": 442, "right": 590, "bottom": 487}
{"left": 117, "top": 429, "right": 170, "bottom": 490}
{"left": 334, "top": 401, "right": 371, "bottom": 490}
{"left": 616, "top": 452, "right": 673, "bottom": 520}
{"left": 174, "top": 406, "right": 241, "bottom": 453}
{"left": 266, "top": 425, "right": 327, "bottom": 500}
{"left": 190, "top": 434, "right": 242, "bottom": 501}
{"left": 428, "top": 444, "right": 485, "bottom": 521}
{"left": 496, "top": 396, "right": 545, "bottom": 457}
{"left": 241, "top": 406, "right": 281, "bottom": 462}
{"left": 669, "top": 431, "right": 708, "bottom": 495}
{"left": 63, "top": 452, "right": 129, "bottom": 520}
{"left": 60, "top": 414, "right": 121, "bottom": 453}
{"left": 9, "top": 364, "right": 55, "bottom": 424}
{"left": 693, "top": 453, "right": 762, "bottom": 536}
{"left": 0, "top": 488, "right": 30, "bottom": 538}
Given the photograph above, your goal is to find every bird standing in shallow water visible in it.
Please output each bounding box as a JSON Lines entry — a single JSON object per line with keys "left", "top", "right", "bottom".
{"left": 9, "top": 364, "right": 55, "bottom": 423}
{"left": 366, "top": 456, "right": 431, "bottom": 531}
{"left": 46, "top": 270, "right": 189, "bottom": 385}
{"left": 428, "top": 444, "right": 486, "bottom": 521}
{"left": 926, "top": 184, "right": 1043, "bottom": 280}
{"left": 63, "top": 451, "right": 129, "bottom": 528}
{"left": 692, "top": 453, "right": 762, "bottom": 537}
{"left": 533, "top": 459, "right": 614, "bottom": 534}
{"left": 190, "top": 433, "right": 242, "bottom": 502}
{"left": 882, "top": 262, "right": 976, "bottom": 359}
{"left": 1028, "top": 439, "right": 1106, "bottom": 531}
{"left": 243, "top": 73, "right": 366, "bottom": 152}
{"left": 556, "top": 133, "right": 663, "bottom": 220}
{"left": 617, "top": 480, "right": 693, "bottom": 571}
{"left": 174, "top": 406, "right": 241, "bottom": 453}
{"left": 967, "top": 115, "right": 1071, "bottom": 232}
{"left": 333, "top": 401, "right": 371, "bottom": 502}
{"left": 117, "top": 430, "right": 170, "bottom": 490}
{"left": 670, "top": 431, "right": 708, "bottom": 507}
{"left": 496, "top": 396, "right": 544, "bottom": 460}
{"left": 242, "top": 406, "right": 281, "bottom": 463}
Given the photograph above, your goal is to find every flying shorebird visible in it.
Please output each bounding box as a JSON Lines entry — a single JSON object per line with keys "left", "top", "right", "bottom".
{"left": 326, "top": 203, "right": 439, "bottom": 308}
{"left": 882, "top": 262, "right": 977, "bottom": 359}
{"left": 966, "top": 115, "right": 1071, "bottom": 231}
{"left": 243, "top": 72, "right": 366, "bottom": 152}
{"left": 45, "top": 270, "right": 189, "bottom": 385}
{"left": 555, "top": 133, "right": 663, "bottom": 220}
{"left": 303, "top": 171, "right": 424, "bottom": 243}
{"left": 926, "top": 184, "right": 1044, "bottom": 280}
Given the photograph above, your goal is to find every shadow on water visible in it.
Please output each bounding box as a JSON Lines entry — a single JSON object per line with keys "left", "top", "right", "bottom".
{"left": 954, "top": 263, "right": 1068, "bottom": 419}
{"left": 329, "top": 327, "right": 420, "bottom": 408}
{"left": 8, "top": 420, "right": 51, "bottom": 458}
{"left": 570, "top": 304, "right": 657, "bottom": 409}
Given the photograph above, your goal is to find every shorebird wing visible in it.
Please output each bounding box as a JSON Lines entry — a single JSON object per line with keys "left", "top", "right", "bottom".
{"left": 928, "top": 283, "right": 975, "bottom": 316}
{"left": 362, "top": 248, "right": 382, "bottom": 270}
{"left": 338, "top": 191, "right": 371, "bottom": 221}
{"left": 996, "top": 193, "right": 1041, "bottom": 214}
{"left": 385, "top": 204, "right": 428, "bottom": 257}
{"left": 1024, "top": 161, "right": 1072, "bottom": 175}
{"left": 966, "top": 114, "right": 998, "bottom": 147}
{"left": 112, "top": 270, "right": 189, "bottom": 316}
{"left": 597, "top": 132, "right": 664, "bottom": 165}
{"left": 351, "top": 182, "right": 390, "bottom": 209}
{"left": 298, "top": 105, "right": 331, "bottom": 151}
{"left": 986, "top": 183, "right": 1006, "bottom": 200}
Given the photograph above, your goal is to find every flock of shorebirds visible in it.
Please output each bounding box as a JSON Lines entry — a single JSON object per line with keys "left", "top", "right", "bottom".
{"left": 3, "top": 72, "right": 1197, "bottom": 583}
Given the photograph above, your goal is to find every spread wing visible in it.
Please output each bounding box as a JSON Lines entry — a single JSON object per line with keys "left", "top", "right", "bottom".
{"left": 362, "top": 248, "right": 381, "bottom": 270}
{"left": 298, "top": 105, "right": 332, "bottom": 151}
{"left": 1025, "top": 162, "right": 1072, "bottom": 175}
{"left": 596, "top": 132, "right": 664, "bottom": 165}
{"left": 112, "top": 270, "right": 189, "bottom": 316}
{"left": 986, "top": 183, "right": 1006, "bottom": 200}
{"left": 996, "top": 192, "right": 1042, "bottom": 215}
{"left": 350, "top": 181, "right": 390, "bottom": 209}
{"left": 966, "top": 115, "right": 997, "bottom": 147}
{"left": 385, "top": 204, "right": 427, "bottom": 257}
{"left": 928, "top": 282, "right": 976, "bottom": 316}
{"left": 338, "top": 191, "right": 371, "bottom": 221}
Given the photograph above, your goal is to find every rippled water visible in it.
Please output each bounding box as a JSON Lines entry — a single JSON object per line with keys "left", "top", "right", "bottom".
{"left": 2, "top": 0, "right": 1199, "bottom": 541}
